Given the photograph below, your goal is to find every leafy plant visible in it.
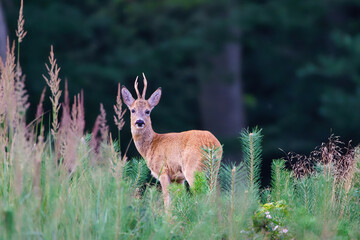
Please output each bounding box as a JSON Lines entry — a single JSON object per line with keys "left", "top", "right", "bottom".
{"left": 191, "top": 171, "right": 209, "bottom": 195}
{"left": 239, "top": 127, "right": 263, "bottom": 191}
{"left": 124, "top": 158, "right": 150, "bottom": 191}
{"left": 270, "top": 159, "right": 294, "bottom": 204}
{"left": 202, "top": 145, "right": 222, "bottom": 193}
{"left": 248, "top": 201, "right": 291, "bottom": 240}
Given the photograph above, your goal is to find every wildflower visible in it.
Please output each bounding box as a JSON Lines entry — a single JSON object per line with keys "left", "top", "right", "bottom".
{"left": 274, "top": 225, "right": 278, "bottom": 230}
{"left": 266, "top": 214, "right": 272, "bottom": 219}
{"left": 282, "top": 228, "right": 288, "bottom": 233}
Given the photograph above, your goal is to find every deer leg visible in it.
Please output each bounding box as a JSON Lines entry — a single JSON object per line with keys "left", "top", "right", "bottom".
{"left": 184, "top": 170, "right": 196, "bottom": 187}
{"left": 182, "top": 153, "right": 203, "bottom": 187}
{"left": 159, "top": 173, "right": 171, "bottom": 209}
{"left": 183, "top": 162, "right": 201, "bottom": 187}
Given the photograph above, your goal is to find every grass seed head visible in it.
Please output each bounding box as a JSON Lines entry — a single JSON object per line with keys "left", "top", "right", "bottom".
{"left": 16, "top": 0, "right": 27, "bottom": 43}
{"left": 114, "top": 83, "right": 126, "bottom": 131}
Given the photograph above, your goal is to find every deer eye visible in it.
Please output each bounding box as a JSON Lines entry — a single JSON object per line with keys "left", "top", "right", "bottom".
{"left": 131, "top": 109, "right": 135, "bottom": 113}
{"left": 145, "top": 110, "right": 150, "bottom": 115}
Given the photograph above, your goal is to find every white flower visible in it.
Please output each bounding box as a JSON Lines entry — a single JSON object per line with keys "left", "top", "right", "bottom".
{"left": 266, "top": 214, "right": 272, "bottom": 219}
{"left": 265, "top": 211, "right": 270, "bottom": 215}
{"left": 282, "top": 228, "right": 288, "bottom": 233}
{"left": 274, "top": 225, "right": 278, "bottom": 230}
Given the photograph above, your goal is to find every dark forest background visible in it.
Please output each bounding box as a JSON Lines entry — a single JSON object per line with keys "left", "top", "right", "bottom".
{"left": 1, "top": 0, "right": 360, "bottom": 185}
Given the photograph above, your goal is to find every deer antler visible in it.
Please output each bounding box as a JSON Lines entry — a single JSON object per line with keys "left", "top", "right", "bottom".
{"left": 134, "top": 76, "right": 141, "bottom": 99}
{"left": 142, "top": 73, "right": 147, "bottom": 99}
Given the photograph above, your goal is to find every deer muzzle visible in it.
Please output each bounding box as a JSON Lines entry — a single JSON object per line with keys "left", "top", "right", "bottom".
{"left": 135, "top": 119, "right": 145, "bottom": 129}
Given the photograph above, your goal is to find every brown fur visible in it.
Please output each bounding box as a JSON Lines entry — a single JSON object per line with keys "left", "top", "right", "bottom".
{"left": 122, "top": 75, "right": 222, "bottom": 208}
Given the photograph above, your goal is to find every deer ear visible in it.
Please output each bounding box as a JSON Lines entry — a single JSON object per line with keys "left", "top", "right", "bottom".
{"left": 121, "top": 87, "right": 135, "bottom": 108}
{"left": 148, "top": 88, "right": 162, "bottom": 108}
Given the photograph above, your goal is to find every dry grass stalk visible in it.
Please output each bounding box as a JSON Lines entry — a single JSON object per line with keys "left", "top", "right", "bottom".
{"left": 70, "top": 95, "right": 78, "bottom": 132}
{"left": 0, "top": 68, "right": 5, "bottom": 124}
{"left": 0, "top": 39, "right": 15, "bottom": 93}
{"left": 288, "top": 135, "right": 357, "bottom": 181}
{"left": 64, "top": 91, "right": 85, "bottom": 172}
{"left": 14, "top": 63, "right": 29, "bottom": 122}
{"left": 57, "top": 80, "right": 70, "bottom": 156}
{"left": 56, "top": 85, "right": 85, "bottom": 172}
{"left": 71, "top": 91, "right": 85, "bottom": 137}
{"left": 77, "top": 90, "right": 85, "bottom": 134}
{"left": 35, "top": 87, "right": 46, "bottom": 123}
{"left": 90, "top": 104, "right": 108, "bottom": 160}
{"left": 43, "top": 45, "right": 62, "bottom": 139}
{"left": 0, "top": 128, "right": 8, "bottom": 163}
{"left": 0, "top": 39, "right": 17, "bottom": 126}
{"left": 114, "top": 83, "right": 126, "bottom": 131}
{"left": 61, "top": 79, "right": 71, "bottom": 128}
{"left": 318, "top": 135, "right": 343, "bottom": 176}
{"left": 63, "top": 131, "right": 77, "bottom": 173}
{"left": 12, "top": 124, "right": 33, "bottom": 196}
{"left": 33, "top": 127, "right": 45, "bottom": 198}
{"left": 99, "top": 103, "right": 109, "bottom": 143}
{"left": 14, "top": 0, "right": 28, "bottom": 123}
{"left": 333, "top": 143, "right": 356, "bottom": 182}
{"left": 91, "top": 116, "right": 101, "bottom": 154}
{"left": 57, "top": 103, "right": 71, "bottom": 160}
{"left": 109, "top": 133, "right": 123, "bottom": 179}
{"left": 57, "top": 87, "right": 72, "bottom": 170}
{"left": 343, "top": 146, "right": 359, "bottom": 192}
{"left": 287, "top": 152, "right": 314, "bottom": 179}
{"left": 64, "top": 79, "right": 70, "bottom": 109}
{"left": 16, "top": 0, "right": 27, "bottom": 44}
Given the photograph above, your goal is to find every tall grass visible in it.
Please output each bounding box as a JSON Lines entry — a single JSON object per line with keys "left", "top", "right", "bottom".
{"left": 0, "top": 2, "right": 360, "bottom": 239}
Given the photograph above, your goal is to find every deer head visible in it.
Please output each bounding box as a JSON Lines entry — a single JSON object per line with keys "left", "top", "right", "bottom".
{"left": 121, "top": 73, "right": 162, "bottom": 135}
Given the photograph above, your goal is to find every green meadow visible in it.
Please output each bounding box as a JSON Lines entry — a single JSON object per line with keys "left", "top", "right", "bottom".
{"left": 1, "top": 2, "right": 360, "bottom": 239}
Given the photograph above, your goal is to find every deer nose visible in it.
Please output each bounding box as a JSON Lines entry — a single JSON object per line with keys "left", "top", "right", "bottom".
{"left": 135, "top": 119, "right": 145, "bottom": 128}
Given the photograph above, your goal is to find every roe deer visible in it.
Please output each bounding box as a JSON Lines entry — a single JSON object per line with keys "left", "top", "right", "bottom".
{"left": 121, "top": 74, "right": 222, "bottom": 208}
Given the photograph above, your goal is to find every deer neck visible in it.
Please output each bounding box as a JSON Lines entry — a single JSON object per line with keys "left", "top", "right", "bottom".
{"left": 131, "top": 125, "right": 156, "bottom": 160}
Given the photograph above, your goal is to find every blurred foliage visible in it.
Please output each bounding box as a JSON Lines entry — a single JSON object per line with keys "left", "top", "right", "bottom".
{"left": 6, "top": 0, "right": 233, "bottom": 131}
{"left": 4, "top": 0, "right": 360, "bottom": 164}
{"left": 240, "top": 0, "right": 360, "bottom": 155}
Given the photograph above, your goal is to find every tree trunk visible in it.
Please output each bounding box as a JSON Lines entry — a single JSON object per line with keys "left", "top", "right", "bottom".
{"left": 200, "top": 36, "right": 245, "bottom": 139}
{"left": 0, "top": 0, "right": 7, "bottom": 61}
